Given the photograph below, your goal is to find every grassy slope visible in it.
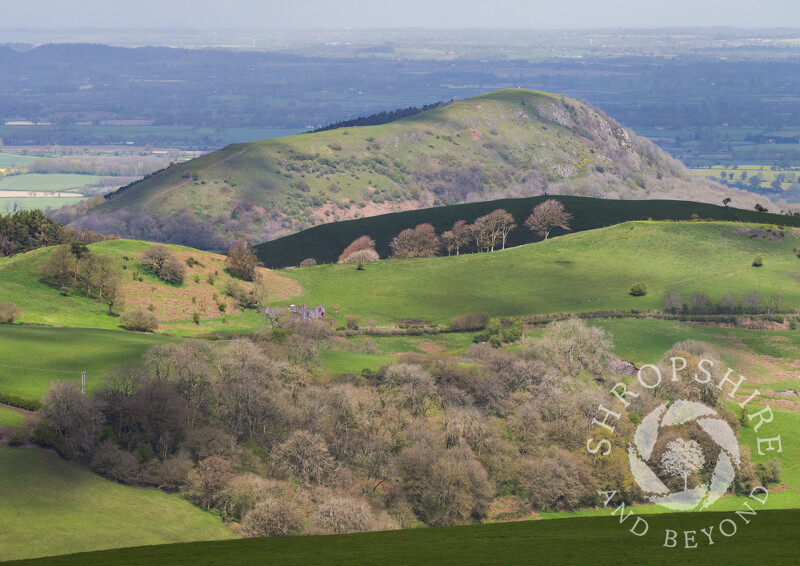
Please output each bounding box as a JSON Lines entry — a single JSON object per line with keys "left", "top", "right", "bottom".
{"left": 0, "top": 239, "right": 298, "bottom": 335}
{"left": 254, "top": 196, "right": 797, "bottom": 268}
{"left": 278, "top": 221, "right": 800, "bottom": 324}
{"left": 10, "top": 510, "right": 800, "bottom": 565}
{"left": 0, "top": 446, "right": 237, "bottom": 562}
{"left": 0, "top": 326, "right": 178, "bottom": 399}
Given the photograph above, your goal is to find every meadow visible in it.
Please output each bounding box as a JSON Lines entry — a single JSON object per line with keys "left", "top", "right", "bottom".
{"left": 9, "top": 509, "right": 800, "bottom": 565}
{"left": 0, "top": 173, "right": 103, "bottom": 193}
{"left": 280, "top": 221, "right": 800, "bottom": 324}
{"left": 0, "top": 326, "right": 177, "bottom": 400}
{"left": 0, "top": 446, "right": 237, "bottom": 562}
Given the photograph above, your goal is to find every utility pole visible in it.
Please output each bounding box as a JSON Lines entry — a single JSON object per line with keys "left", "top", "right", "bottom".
{"left": 81, "top": 371, "right": 86, "bottom": 395}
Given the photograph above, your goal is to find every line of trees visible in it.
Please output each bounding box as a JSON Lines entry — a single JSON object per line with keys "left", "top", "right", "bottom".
{"left": 335, "top": 200, "right": 573, "bottom": 263}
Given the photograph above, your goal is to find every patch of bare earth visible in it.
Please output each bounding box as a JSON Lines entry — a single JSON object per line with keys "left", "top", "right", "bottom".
{"left": 121, "top": 250, "right": 300, "bottom": 322}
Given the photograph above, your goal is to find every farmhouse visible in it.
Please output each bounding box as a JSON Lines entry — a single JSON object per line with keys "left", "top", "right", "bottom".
{"left": 286, "top": 303, "right": 326, "bottom": 320}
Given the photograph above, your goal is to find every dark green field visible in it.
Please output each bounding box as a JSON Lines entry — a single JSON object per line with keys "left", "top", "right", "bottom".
{"left": 10, "top": 509, "right": 799, "bottom": 565}
{"left": 255, "top": 195, "right": 795, "bottom": 267}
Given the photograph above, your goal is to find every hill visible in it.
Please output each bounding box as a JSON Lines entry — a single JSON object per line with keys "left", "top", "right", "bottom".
{"left": 64, "top": 89, "right": 761, "bottom": 251}
{"left": 0, "top": 239, "right": 299, "bottom": 335}
{"left": 254, "top": 195, "right": 797, "bottom": 268}
{"left": 0, "top": 446, "right": 237, "bottom": 562}
{"left": 9, "top": 509, "right": 800, "bottom": 565}
{"left": 276, "top": 221, "right": 800, "bottom": 324}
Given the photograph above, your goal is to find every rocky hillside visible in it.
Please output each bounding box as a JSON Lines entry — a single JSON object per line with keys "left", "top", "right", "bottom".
{"left": 63, "top": 89, "right": 760, "bottom": 250}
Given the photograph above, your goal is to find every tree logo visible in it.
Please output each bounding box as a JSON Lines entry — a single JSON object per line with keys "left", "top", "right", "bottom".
{"left": 628, "top": 400, "right": 740, "bottom": 511}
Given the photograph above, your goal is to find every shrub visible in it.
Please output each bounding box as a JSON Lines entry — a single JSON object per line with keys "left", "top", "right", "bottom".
{"left": 629, "top": 282, "right": 648, "bottom": 296}
{"left": 663, "top": 292, "right": 682, "bottom": 313}
{"left": 345, "top": 314, "right": 361, "bottom": 330}
{"left": 314, "top": 496, "right": 375, "bottom": 534}
{"left": 340, "top": 249, "right": 379, "bottom": 264}
{"left": 91, "top": 441, "right": 140, "bottom": 484}
{"left": 226, "top": 238, "right": 260, "bottom": 281}
{"left": 192, "top": 312, "right": 200, "bottom": 325}
{"left": 139, "top": 245, "right": 186, "bottom": 284}
{"left": 299, "top": 258, "right": 317, "bottom": 268}
{"left": 0, "top": 302, "right": 22, "bottom": 324}
{"left": 119, "top": 310, "right": 159, "bottom": 332}
{"left": 752, "top": 253, "right": 764, "bottom": 267}
{"left": 242, "top": 495, "right": 307, "bottom": 537}
{"left": 450, "top": 312, "right": 489, "bottom": 331}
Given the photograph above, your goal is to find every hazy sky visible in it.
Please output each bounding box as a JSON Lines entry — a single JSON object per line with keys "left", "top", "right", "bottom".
{"left": 3, "top": 0, "right": 799, "bottom": 29}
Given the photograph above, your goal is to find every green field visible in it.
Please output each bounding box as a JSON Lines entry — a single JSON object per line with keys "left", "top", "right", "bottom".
{"left": 692, "top": 164, "right": 799, "bottom": 191}
{"left": 0, "top": 405, "right": 28, "bottom": 428}
{"left": 10, "top": 509, "right": 800, "bottom": 565}
{"left": 0, "top": 152, "right": 43, "bottom": 168}
{"left": 0, "top": 326, "right": 178, "bottom": 400}
{"left": 279, "top": 221, "right": 800, "bottom": 324}
{"left": 0, "top": 196, "right": 87, "bottom": 212}
{"left": 0, "top": 173, "right": 103, "bottom": 193}
{"left": 319, "top": 349, "right": 397, "bottom": 374}
{"left": 0, "top": 446, "right": 237, "bottom": 562}
{"left": 255, "top": 196, "right": 796, "bottom": 268}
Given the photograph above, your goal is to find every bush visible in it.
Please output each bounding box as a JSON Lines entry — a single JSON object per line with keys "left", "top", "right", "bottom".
{"left": 450, "top": 312, "right": 489, "bottom": 331}
{"left": 226, "top": 238, "right": 259, "bottom": 281}
{"left": 752, "top": 253, "right": 764, "bottom": 267}
{"left": 663, "top": 293, "right": 682, "bottom": 313}
{"left": 119, "top": 309, "right": 159, "bottom": 332}
{"left": 338, "top": 236, "right": 377, "bottom": 263}
{"left": 242, "top": 495, "right": 307, "bottom": 537}
{"left": 345, "top": 314, "right": 361, "bottom": 330}
{"left": 629, "top": 282, "right": 648, "bottom": 296}
{"left": 139, "top": 245, "right": 186, "bottom": 284}
{"left": 0, "top": 302, "right": 21, "bottom": 324}
{"left": 299, "top": 258, "right": 317, "bottom": 268}
{"left": 340, "top": 248, "right": 380, "bottom": 264}
{"left": 91, "top": 441, "right": 140, "bottom": 484}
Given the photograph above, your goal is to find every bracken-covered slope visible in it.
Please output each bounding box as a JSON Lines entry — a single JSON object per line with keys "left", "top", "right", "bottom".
{"left": 67, "top": 89, "right": 760, "bottom": 250}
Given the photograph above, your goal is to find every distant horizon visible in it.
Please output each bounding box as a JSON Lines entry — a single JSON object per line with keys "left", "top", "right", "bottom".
{"left": 2, "top": 0, "right": 799, "bottom": 31}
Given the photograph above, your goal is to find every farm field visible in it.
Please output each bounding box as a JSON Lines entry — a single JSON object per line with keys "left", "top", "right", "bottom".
{"left": 0, "top": 326, "right": 178, "bottom": 400}
{"left": 9, "top": 509, "right": 800, "bottom": 566}
{"left": 0, "top": 195, "right": 86, "bottom": 212}
{"left": 0, "top": 173, "right": 103, "bottom": 193}
{"left": 0, "top": 446, "right": 237, "bottom": 562}
{"left": 692, "top": 164, "right": 800, "bottom": 192}
{"left": 279, "top": 221, "right": 800, "bottom": 324}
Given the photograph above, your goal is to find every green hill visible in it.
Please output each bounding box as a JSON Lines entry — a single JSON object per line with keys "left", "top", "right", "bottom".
{"left": 0, "top": 446, "right": 237, "bottom": 562}
{"left": 254, "top": 195, "right": 796, "bottom": 268}
{"left": 0, "top": 239, "right": 299, "bottom": 335}
{"left": 10, "top": 509, "right": 800, "bottom": 565}
{"left": 67, "top": 89, "right": 759, "bottom": 250}
{"left": 276, "top": 221, "right": 800, "bottom": 324}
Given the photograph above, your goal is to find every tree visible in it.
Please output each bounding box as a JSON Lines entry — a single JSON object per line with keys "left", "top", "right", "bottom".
{"left": 119, "top": 310, "right": 159, "bottom": 332}
{"left": 722, "top": 197, "right": 731, "bottom": 208}
{"left": 40, "top": 244, "right": 77, "bottom": 288}
{"left": 752, "top": 253, "right": 764, "bottom": 267}
{"left": 390, "top": 223, "right": 440, "bottom": 259}
{"left": 661, "top": 438, "right": 705, "bottom": 491}
{"left": 0, "top": 302, "right": 22, "bottom": 324}
{"left": 663, "top": 292, "right": 683, "bottom": 313}
{"left": 470, "top": 210, "right": 516, "bottom": 253}
{"left": 338, "top": 236, "right": 377, "bottom": 264}
{"left": 441, "top": 220, "right": 472, "bottom": 256}
{"left": 525, "top": 199, "right": 572, "bottom": 240}
{"left": 226, "top": 238, "right": 260, "bottom": 281}
{"left": 140, "top": 245, "right": 186, "bottom": 284}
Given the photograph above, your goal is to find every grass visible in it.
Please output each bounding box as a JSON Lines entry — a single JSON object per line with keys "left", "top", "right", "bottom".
{"left": 277, "top": 221, "right": 800, "bottom": 324}
{"left": 254, "top": 196, "right": 797, "bottom": 268}
{"left": 692, "top": 164, "right": 798, "bottom": 191}
{"left": 0, "top": 239, "right": 299, "bottom": 335}
{"left": 9, "top": 509, "right": 800, "bottom": 565}
{"left": 0, "top": 405, "right": 28, "bottom": 428}
{"left": 0, "top": 152, "right": 44, "bottom": 168}
{"left": 0, "top": 195, "right": 87, "bottom": 212}
{"left": 319, "top": 349, "right": 397, "bottom": 374}
{"left": 0, "top": 326, "right": 178, "bottom": 400}
{"left": 0, "top": 446, "right": 237, "bottom": 562}
{"left": 0, "top": 173, "right": 103, "bottom": 193}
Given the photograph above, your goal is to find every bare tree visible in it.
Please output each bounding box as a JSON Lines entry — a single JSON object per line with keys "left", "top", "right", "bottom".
{"left": 661, "top": 439, "right": 705, "bottom": 491}
{"left": 140, "top": 244, "right": 186, "bottom": 284}
{"left": 390, "top": 223, "right": 441, "bottom": 259}
{"left": 487, "top": 209, "right": 516, "bottom": 250}
{"left": 443, "top": 220, "right": 473, "bottom": 255}
{"left": 524, "top": 199, "right": 573, "bottom": 240}
{"left": 338, "top": 236, "right": 377, "bottom": 263}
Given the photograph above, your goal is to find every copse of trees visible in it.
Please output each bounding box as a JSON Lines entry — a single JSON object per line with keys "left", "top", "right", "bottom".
{"left": 0, "top": 209, "right": 111, "bottom": 258}
{"left": 40, "top": 244, "right": 123, "bottom": 314}
{"left": 226, "top": 238, "right": 260, "bottom": 281}
{"left": 390, "top": 223, "right": 441, "bottom": 259}
{"left": 139, "top": 245, "right": 187, "bottom": 285}
{"left": 662, "top": 290, "right": 783, "bottom": 315}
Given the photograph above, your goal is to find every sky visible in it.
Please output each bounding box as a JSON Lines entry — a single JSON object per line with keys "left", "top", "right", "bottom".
{"left": 2, "top": 0, "right": 799, "bottom": 29}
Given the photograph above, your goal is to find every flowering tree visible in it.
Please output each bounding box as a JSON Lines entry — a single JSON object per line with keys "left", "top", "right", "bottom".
{"left": 661, "top": 438, "right": 705, "bottom": 491}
